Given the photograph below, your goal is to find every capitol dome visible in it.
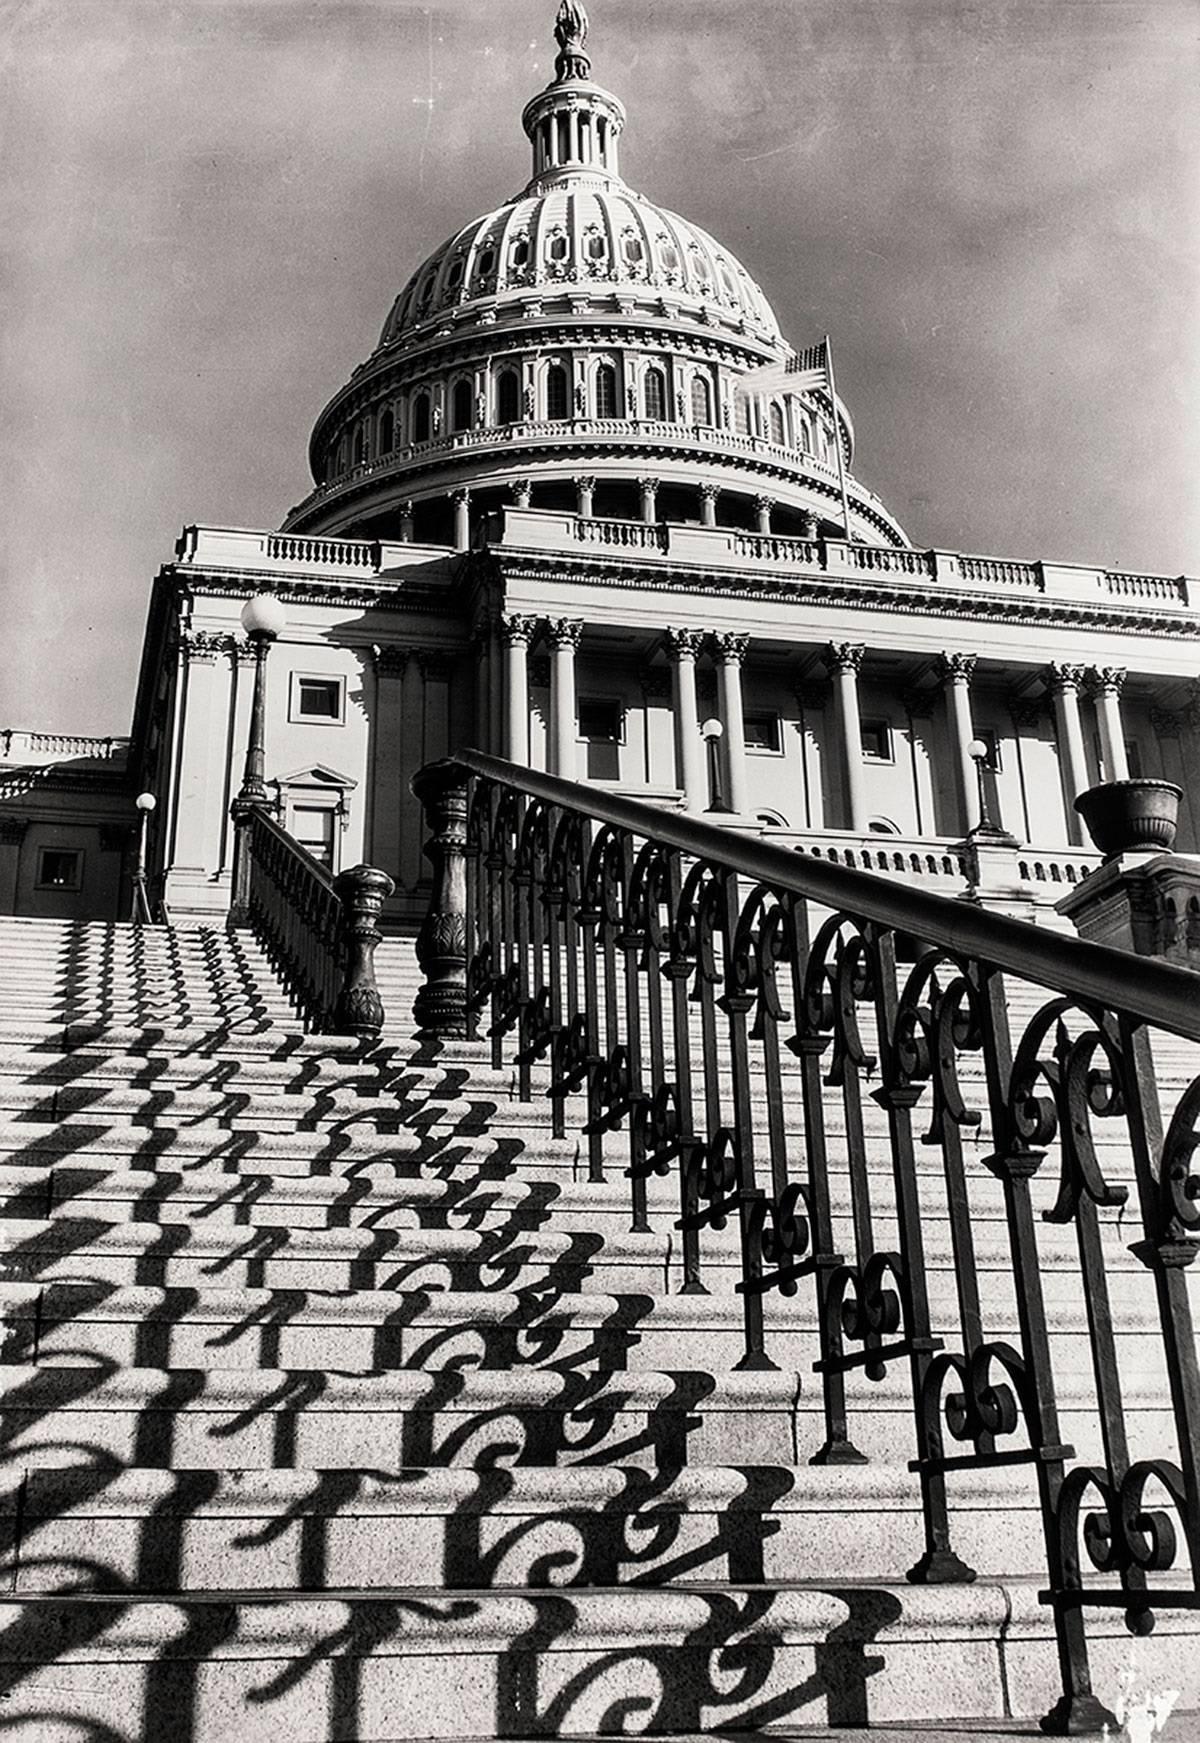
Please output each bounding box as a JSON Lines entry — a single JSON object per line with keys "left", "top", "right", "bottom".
{"left": 281, "top": 5, "right": 908, "bottom": 550}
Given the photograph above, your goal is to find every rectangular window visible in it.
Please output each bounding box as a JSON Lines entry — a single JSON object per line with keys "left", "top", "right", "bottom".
{"left": 290, "top": 806, "right": 336, "bottom": 869}
{"left": 291, "top": 675, "right": 345, "bottom": 723}
{"left": 861, "top": 720, "right": 893, "bottom": 762}
{"left": 578, "top": 697, "right": 623, "bottom": 743}
{"left": 975, "top": 727, "right": 1002, "bottom": 772}
{"left": 36, "top": 848, "right": 82, "bottom": 890}
{"left": 743, "top": 711, "right": 782, "bottom": 754}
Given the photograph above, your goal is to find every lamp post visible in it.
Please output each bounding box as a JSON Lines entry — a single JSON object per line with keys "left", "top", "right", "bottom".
{"left": 700, "top": 716, "right": 725, "bottom": 812}
{"left": 132, "top": 791, "right": 156, "bottom": 924}
{"left": 230, "top": 592, "right": 286, "bottom": 922}
{"left": 968, "top": 737, "right": 996, "bottom": 833}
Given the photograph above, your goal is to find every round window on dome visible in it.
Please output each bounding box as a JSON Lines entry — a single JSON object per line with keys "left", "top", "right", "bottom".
{"left": 478, "top": 247, "right": 496, "bottom": 277}
{"left": 446, "top": 258, "right": 465, "bottom": 288}
{"left": 548, "top": 234, "right": 569, "bottom": 261}
{"left": 417, "top": 276, "right": 434, "bottom": 309}
{"left": 623, "top": 236, "right": 644, "bottom": 264}
{"left": 587, "top": 234, "right": 607, "bottom": 261}
{"left": 660, "top": 243, "right": 678, "bottom": 272}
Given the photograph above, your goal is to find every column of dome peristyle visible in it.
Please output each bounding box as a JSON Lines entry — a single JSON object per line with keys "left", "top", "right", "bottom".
{"left": 230, "top": 592, "right": 286, "bottom": 923}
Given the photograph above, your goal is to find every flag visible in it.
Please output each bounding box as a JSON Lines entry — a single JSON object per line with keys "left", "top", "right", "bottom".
{"left": 733, "top": 338, "right": 830, "bottom": 400}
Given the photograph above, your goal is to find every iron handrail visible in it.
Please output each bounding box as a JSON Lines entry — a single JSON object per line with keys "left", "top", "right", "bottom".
{"left": 452, "top": 749, "right": 1200, "bottom": 1043}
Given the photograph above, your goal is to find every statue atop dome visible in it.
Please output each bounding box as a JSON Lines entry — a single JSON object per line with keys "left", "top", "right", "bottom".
{"left": 553, "top": 0, "right": 591, "bottom": 82}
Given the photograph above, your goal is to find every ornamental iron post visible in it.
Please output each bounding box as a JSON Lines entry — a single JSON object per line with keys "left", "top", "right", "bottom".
{"left": 412, "top": 759, "right": 471, "bottom": 1037}
{"left": 332, "top": 864, "right": 395, "bottom": 1038}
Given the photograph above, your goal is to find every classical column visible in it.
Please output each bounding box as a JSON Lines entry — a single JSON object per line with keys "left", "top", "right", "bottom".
{"left": 452, "top": 489, "right": 471, "bottom": 552}
{"left": 639, "top": 475, "right": 659, "bottom": 524}
{"left": 398, "top": 500, "right": 415, "bottom": 542}
{"left": 509, "top": 478, "right": 532, "bottom": 509}
{"left": 1049, "top": 663, "right": 1090, "bottom": 845}
{"left": 1087, "top": 667, "right": 1129, "bottom": 781}
{"left": 699, "top": 484, "right": 719, "bottom": 528}
{"left": 714, "top": 633, "right": 750, "bottom": 816}
{"left": 936, "top": 651, "right": 980, "bottom": 832}
{"left": 665, "top": 628, "right": 706, "bottom": 810}
{"left": 574, "top": 475, "right": 596, "bottom": 518}
{"left": 753, "top": 495, "right": 773, "bottom": 535}
{"left": 501, "top": 614, "right": 538, "bottom": 764}
{"left": 370, "top": 646, "right": 407, "bottom": 885}
{"left": 823, "top": 642, "right": 868, "bottom": 831}
{"left": 547, "top": 618, "right": 583, "bottom": 780}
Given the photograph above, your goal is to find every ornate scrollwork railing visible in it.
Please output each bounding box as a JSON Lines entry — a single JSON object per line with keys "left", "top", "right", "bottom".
{"left": 411, "top": 749, "right": 1200, "bottom": 1734}
{"left": 238, "top": 807, "right": 394, "bottom": 1037}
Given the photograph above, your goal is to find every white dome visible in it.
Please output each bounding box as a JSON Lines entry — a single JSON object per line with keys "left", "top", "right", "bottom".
{"left": 377, "top": 179, "right": 784, "bottom": 354}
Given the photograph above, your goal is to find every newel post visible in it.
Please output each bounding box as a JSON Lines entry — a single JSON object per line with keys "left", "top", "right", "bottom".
{"left": 332, "top": 864, "right": 395, "bottom": 1038}
{"left": 411, "top": 759, "right": 471, "bottom": 1037}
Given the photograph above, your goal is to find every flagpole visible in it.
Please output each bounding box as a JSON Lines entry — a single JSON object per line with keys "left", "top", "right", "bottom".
{"left": 824, "top": 334, "right": 854, "bottom": 542}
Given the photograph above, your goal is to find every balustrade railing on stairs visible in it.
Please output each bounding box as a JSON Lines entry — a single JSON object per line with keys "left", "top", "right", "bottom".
{"left": 236, "top": 805, "right": 394, "bottom": 1037}
{"left": 412, "top": 748, "right": 1200, "bottom": 1736}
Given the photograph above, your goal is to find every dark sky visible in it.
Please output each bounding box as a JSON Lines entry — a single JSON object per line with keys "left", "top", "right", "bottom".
{"left": 4, "top": 0, "right": 1198, "bottom": 733}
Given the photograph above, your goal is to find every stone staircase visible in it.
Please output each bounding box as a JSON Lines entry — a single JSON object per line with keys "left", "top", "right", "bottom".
{"left": 0, "top": 914, "right": 1196, "bottom": 1741}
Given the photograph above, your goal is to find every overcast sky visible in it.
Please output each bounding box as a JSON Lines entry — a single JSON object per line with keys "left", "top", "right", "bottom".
{"left": 3, "top": 0, "right": 1198, "bottom": 734}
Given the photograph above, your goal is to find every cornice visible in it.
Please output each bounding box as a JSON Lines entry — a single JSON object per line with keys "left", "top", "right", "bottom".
{"left": 480, "top": 550, "right": 1200, "bottom": 639}
{"left": 170, "top": 567, "right": 463, "bottom": 615}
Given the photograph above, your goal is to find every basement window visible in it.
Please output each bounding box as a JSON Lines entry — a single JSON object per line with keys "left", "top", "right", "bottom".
{"left": 36, "top": 848, "right": 82, "bottom": 891}
{"left": 291, "top": 676, "right": 345, "bottom": 724}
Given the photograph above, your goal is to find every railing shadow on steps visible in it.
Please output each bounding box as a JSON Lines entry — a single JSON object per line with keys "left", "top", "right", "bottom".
{"left": 410, "top": 747, "right": 1200, "bottom": 1736}
{"left": 234, "top": 805, "right": 394, "bottom": 1038}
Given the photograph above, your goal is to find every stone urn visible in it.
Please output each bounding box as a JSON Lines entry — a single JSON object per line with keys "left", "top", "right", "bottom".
{"left": 1074, "top": 778, "right": 1183, "bottom": 860}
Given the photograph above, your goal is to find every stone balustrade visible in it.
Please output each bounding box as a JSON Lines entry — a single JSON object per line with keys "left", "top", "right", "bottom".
{"left": 171, "top": 514, "right": 1199, "bottom": 617}
{"left": 1, "top": 730, "right": 130, "bottom": 765}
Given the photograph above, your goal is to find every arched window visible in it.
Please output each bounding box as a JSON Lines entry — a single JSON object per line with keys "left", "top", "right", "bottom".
{"left": 690, "top": 375, "right": 712, "bottom": 426}
{"left": 769, "top": 402, "right": 785, "bottom": 445}
{"left": 452, "top": 379, "right": 473, "bottom": 433}
{"left": 644, "top": 367, "right": 666, "bottom": 421}
{"left": 546, "top": 364, "right": 568, "bottom": 421}
{"left": 379, "top": 407, "right": 394, "bottom": 453}
{"left": 797, "top": 414, "right": 812, "bottom": 453}
{"left": 353, "top": 423, "right": 366, "bottom": 465}
{"left": 595, "top": 364, "right": 618, "bottom": 418}
{"left": 412, "top": 392, "right": 431, "bottom": 444}
{"left": 735, "top": 397, "right": 751, "bottom": 435}
{"left": 496, "top": 369, "right": 520, "bottom": 424}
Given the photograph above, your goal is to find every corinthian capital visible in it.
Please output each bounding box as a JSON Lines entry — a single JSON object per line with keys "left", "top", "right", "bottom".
{"left": 822, "top": 641, "right": 864, "bottom": 677}
{"left": 546, "top": 617, "right": 584, "bottom": 649}
{"left": 664, "top": 627, "right": 705, "bottom": 659}
{"left": 713, "top": 632, "right": 749, "bottom": 665}
{"left": 500, "top": 614, "right": 539, "bottom": 647}
{"left": 1085, "top": 665, "right": 1126, "bottom": 698}
{"left": 1048, "top": 662, "right": 1087, "bottom": 696}
{"left": 935, "top": 651, "right": 978, "bottom": 686}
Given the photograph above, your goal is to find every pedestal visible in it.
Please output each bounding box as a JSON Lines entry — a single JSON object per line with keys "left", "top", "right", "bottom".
{"left": 1056, "top": 852, "right": 1200, "bottom": 968}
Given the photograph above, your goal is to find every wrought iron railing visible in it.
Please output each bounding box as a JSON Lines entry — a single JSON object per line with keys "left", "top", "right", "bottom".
{"left": 237, "top": 806, "right": 393, "bottom": 1037}
{"left": 412, "top": 749, "right": 1200, "bottom": 1734}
